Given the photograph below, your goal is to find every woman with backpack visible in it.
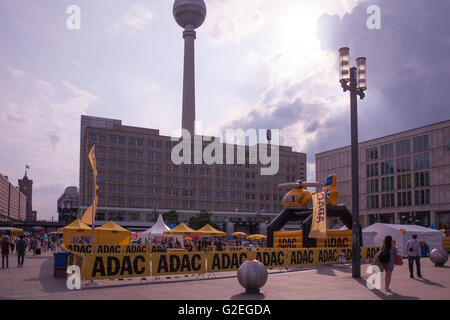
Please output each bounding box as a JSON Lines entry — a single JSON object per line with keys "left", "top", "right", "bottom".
{"left": 379, "top": 235, "right": 397, "bottom": 292}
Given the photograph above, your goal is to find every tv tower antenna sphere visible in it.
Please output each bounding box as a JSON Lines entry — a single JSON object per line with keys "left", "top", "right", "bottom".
{"left": 173, "top": 0, "right": 207, "bottom": 29}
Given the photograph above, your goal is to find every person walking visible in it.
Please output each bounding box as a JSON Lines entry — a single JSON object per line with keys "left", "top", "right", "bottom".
{"left": 379, "top": 235, "right": 397, "bottom": 292}
{"left": 10, "top": 239, "right": 15, "bottom": 255}
{"left": 407, "top": 234, "right": 422, "bottom": 278}
{"left": 15, "top": 236, "right": 26, "bottom": 268}
{"left": 1, "top": 236, "right": 10, "bottom": 269}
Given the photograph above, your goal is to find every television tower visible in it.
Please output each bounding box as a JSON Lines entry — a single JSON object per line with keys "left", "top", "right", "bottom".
{"left": 173, "top": 0, "right": 207, "bottom": 136}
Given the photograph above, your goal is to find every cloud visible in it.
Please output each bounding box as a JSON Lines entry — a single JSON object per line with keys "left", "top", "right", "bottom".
{"left": 316, "top": 0, "right": 450, "bottom": 135}
{"left": 112, "top": 5, "right": 155, "bottom": 35}
{"left": 6, "top": 65, "right": 26, "bottom": 79}
{"left": 0, "top": 72, "right": 98, "bottom": 220}
{"left": 203, "top": 0, "right": 267, "bottom": 44}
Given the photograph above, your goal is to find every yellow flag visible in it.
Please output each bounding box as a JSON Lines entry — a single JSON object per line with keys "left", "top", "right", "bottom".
{"left": 81, "top": 145, "right": 98, "bottom": 225}
{"left": 309, "top": 191, "right": 327, "bottom": 239}
{"left": 88, "top": 145, "right": 97, "bottom": 179}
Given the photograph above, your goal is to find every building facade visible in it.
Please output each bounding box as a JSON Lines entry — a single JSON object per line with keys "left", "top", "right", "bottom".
{"left": 79, "top": 116, "right": 307, "bottom": 231}
{"left": 316, "top": 120, "right": 450, "bottom": 229}
{"left": 0, "top": 173, "right": 26, "bottom": 222}
{"left": 57, "top": 186, "right": 79, "bottom": 225}
{"left": 18, "top": 172, "right": 36, "bottom": 222}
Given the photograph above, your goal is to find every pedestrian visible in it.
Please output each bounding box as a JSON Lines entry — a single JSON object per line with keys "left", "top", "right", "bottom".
{"left": 379, "top": 235, "right": 397, "bottom": 292}
{"left": 420, "top": 241, "right": 430, "bottom": 258}
{"left": 339, "top": 249, "right": 346, "bottom": 266}
{"left": 10, "top": 239, "right": 15, "bottom": 255}
{"left": 1, "top": 236, "right": 10, "bottom": 269}
{"left": 16, "top": 236, "right": 26, "bottom": 268}
{"left": 406, "top": 234, "right": 422, "bottom": 278}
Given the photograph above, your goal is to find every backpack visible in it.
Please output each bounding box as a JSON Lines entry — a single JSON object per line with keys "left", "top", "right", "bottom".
{"left": 379, "top": 248, "right": 390, "bottom": 263}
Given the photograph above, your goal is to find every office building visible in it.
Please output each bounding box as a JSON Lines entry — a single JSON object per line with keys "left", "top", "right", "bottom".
{"left": 79, "top": 115, "right": 306, "bottom": 231}
{"left": 315, "top": 120, "right": 450, "bottom": 229}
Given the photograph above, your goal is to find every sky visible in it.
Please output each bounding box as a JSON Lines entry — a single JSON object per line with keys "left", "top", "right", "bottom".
{"left": 1, "top": 0, "right": 449, "bottom": 221}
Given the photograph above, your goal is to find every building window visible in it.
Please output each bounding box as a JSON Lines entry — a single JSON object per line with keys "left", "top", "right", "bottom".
{"left": 129, "top": 138, "right": 136, "bottom": 146}
{"left": 380, "top": 143, "right": 394, "bottom": 159}
{"left": 366, "top": 163, "right": 379, "bottom": 177}
{"left": 110, "top": 136, "right": 117, "bottom": 144}
{"left": 396, "top": 156, "right": 411, "bottom": 172}
{"left": 137, "top": 139, "right": 144, "bottom": 147}
{"left": 118, "top": 137, "right": 125, "bottom": 145}
{"left": 415, "top": 189, "right": 430, "bottom": 205}
{"left": 413, "top": 135, "right": 429, "bottom": 153}
{"left": 381, "top": 160, "right": 394, "bottom": 175}
{"left": 397, "top": 174, "right": 411, "bottom": 190}
{"left": 367, "top": 195, "right": 379, "bottom": 209}
{"left": 381, "top": 193, "right": 395, "bottom": 208}
{"left": 397, "top": 191, "right": 412, "bottom": 207}
{"left": 366, "top": 147, "right": 378, "bottom": 162}
{"left": 414, "top": 171, "right": 430, "bottom": 187}
{"left": 89, "top": 134, "right": 97, "bottom": 142}
{"left": 396, "top": 139, "right": 410, "bottom": 156}
{"left": 367, "top": 179, "right": 379, "bottom": 193}
{"left": 381, "top": 176, "right": 395, "bottom": 192}
{"left": 413, "top": 153, "right": 429, "bottom": 170}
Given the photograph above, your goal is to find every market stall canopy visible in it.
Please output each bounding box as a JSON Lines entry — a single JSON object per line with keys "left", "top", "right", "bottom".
{"left": 231, "top": 232, "right": 248, "bottom": 238}
{"left": 363, "top": 223, "right": 443, "bottom": 257}
{"left": 140, "top": 215, "right": 170, "bottom": 237}
{"left": 94, "top": 220, "right": 130, "bottom": 245}
{"left": 247, "top": 234, "right": 267, "bottom": 240}
{"left": 62, "top": 219, "right": 92, "bottom": 245}
{"left": 164, "top": 223, "right": 197, "bottom": 235}
{"left": 195, "top": 224, "right": 227, "bottom": 237}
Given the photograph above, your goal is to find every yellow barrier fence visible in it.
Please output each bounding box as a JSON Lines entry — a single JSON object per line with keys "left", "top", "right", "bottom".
{"left": 62, "top": 246, "right": 380, "bottom": 281}
{"left": 151, "top": 251, "right": 206, "bottom": 276}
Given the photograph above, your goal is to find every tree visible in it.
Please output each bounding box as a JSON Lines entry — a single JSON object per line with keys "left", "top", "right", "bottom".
{"left": 188, "top": 210, "right": 220, "bottom": 230}
{"left": 163, "top": 210, "right": 179, "bottom": 225}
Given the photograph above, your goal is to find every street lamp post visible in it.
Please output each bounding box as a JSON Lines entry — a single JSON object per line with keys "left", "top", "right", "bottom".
{"left": 339, "top": 47, "right": 367, "bottom": 278}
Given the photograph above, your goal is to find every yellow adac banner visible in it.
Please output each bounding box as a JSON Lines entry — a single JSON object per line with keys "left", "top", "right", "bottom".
{"left": 64, "top": 244, "right": 151, "bottom": 255}
{"left": 309, "top": 191, "right": 327, "bottom": 239}
{"left": 273, "top": 230, "right": 302, "bottom": 248}
{"left": 152, "top": 251, "right": 206, "bottom": 276}
{"left": 81, "top": 145, "right": 98, "bottom": 225}
{"left": 252, "top": 249, "right": 288, "bottom": 268}
{"left": 84, "top": 252, "right": 151, "bottom": 280}
{"left": 207, "top": 251, "right": 252, "bottom": 272}
{"left": 316, "top": 230, "right": 353, "bottom": 248}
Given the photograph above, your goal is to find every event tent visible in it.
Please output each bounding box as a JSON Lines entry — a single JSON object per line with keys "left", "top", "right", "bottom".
{"left": 338, "top": 225, "right": 376, "bottom": 247}
{"left": 163, "top": 223, "right": 197, "bottom": 235}
{"left": 94, "top": 220, "right": 130, "bottom": 245}
{"left": 363, "top": 223, "right": 443, "bottom": 257}
{"left": 195, "top": 224, "right": 227, "bottom": 237}
{"left": 140, "top": 214, "right": 170, "bottom": 237}
{"left": 62, "top": 219, "right": 92, "bottom": 245}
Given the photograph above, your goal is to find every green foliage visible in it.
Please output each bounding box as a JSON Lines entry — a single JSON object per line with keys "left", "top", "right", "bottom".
{"left": 188, "top": 210, "right": 220, "bottom": 230}
{"left": 162, "top": 210, "right": 179, "bottom": 225}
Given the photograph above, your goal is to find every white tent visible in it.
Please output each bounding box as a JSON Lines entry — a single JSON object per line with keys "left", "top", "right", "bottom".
{"left": 334, "top": 225, "right": 376, "bottom": 246}
{"left": 139, "top": 215, "right": 170, "bottom": 237}
{"left": 363, "top": 223, "right": 443, "bottom": 257}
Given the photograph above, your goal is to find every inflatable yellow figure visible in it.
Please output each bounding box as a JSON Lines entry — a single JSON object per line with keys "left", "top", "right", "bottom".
{"left": 280, "top": 174, "right": 339, "bottom": 208}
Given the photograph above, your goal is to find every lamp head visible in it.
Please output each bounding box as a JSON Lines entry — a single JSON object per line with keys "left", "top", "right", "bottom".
{"left": 356, "top": 57, "right": 367, "bottom": 91}
{"left": 339, "top": 47, "right": 350, "bottom": 83}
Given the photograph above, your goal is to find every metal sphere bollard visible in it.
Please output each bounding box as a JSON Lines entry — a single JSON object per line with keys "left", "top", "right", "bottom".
{"left": 430, "top": 248, "right": 448, "bottom": 267}
{"left": 237, "top": 260, "right": 268, "bottom": 294}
